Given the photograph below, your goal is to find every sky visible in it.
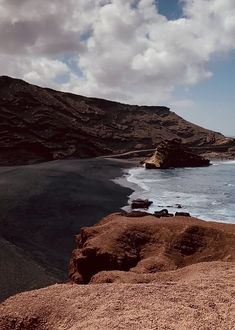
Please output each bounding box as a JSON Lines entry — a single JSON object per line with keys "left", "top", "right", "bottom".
{"left": 0, "top": 0, "right": 234, "bottom": 136}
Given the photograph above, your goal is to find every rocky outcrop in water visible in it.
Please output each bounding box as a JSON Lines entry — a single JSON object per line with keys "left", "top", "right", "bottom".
{"left": 154, "top": 209, "right": 174, "bottom": 217}
{"left": 0, "top": 76, "right": 234, "bottom": 165}
{"left": 131, "top": 199, "right": 153, "bottom": 209}
{"left": 144, "top": 139, "right": 211, "bottom": 169}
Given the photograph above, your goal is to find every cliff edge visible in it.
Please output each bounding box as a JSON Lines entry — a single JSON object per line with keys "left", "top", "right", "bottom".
{"left": 69, "top": 213, "right": 235, "bottom": 284}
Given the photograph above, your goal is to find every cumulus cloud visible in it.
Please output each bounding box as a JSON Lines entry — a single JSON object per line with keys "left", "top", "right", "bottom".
{"left": 0, "top": 0, "right": 235, "bottom": 104}
{"left": 0, "top": 55, "right": 70, "bottom": 88}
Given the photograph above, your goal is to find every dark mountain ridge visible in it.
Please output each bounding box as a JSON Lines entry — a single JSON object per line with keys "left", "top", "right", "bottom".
{"left": 0, "top": 75, "right": 234, "bottom": 165}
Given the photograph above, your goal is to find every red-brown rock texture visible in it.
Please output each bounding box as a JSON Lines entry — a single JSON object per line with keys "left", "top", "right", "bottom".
{"left": 0, "top": 76, "right": 234, "bottom": 165}
{"left": 0, "top": 262, "right": 235, "bottom": 330}
{"left": 69, "top": 213, "right": 235, "bottom": 284}
{"left": 0, "top": 214, "right": 235, "bottom": 329}
{"left": 0, "top": 262, "right": 234, "bottom": 329}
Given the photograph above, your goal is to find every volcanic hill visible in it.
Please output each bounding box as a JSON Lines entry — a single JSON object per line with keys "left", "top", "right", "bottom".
{"left": 0, "top": 76, "right": 234, "bottom": 165}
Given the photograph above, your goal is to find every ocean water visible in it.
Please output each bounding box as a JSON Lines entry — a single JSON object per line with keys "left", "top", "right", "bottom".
{"left": 126, "top": 160, "right": 235, "bottom": 224}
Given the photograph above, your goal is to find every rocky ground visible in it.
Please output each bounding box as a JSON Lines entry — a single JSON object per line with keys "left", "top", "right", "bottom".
{"left": 0, "top": 214, "right": 234, "bottom": 330}
{"left": 0, "top": 75, "right": 234, "bottom": 165}
{"left": 0, "top": 262, "right": 234, "bottom": 330}
{"left": 69, "top": 213, "right": 235, "bottom": 284}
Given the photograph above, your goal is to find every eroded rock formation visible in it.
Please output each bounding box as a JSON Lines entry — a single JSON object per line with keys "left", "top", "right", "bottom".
{"left": 69, "top": 213, "right": 235, "bottom": 284}
{"left": 144, "top": 139, "right": 210, "bottom": 169}
{"left": 1, "top": 213, "right": 235, "bottom": 330}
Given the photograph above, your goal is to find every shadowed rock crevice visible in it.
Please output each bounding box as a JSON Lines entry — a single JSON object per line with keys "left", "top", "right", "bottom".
{"left": 70, "top": 228, "right": 151, "bottom": 283}
{"left": 171, "top": 226, "right": 207, "bottom": 256}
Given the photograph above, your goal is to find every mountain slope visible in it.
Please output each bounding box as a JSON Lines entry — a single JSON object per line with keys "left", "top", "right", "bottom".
{"left": 0, "top": 75, "right": 233, "bottom": 165}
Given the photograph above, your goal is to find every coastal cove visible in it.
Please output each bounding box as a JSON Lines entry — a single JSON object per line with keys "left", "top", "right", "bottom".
{"left": 0, "top": 158, "right": 235, "bottom": 329}
{"left": 120, "top": 160, "right": 235, "bottom": 224}
{"left": 0, "top": 156, "right": 234, "bottom": 302}
{"left": 1, "top": 1, "right": 235, "bottom": 326}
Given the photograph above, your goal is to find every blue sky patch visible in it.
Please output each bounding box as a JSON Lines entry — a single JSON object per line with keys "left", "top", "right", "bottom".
{"left": 156, "top": 0, "right": 183, "bottom": 20}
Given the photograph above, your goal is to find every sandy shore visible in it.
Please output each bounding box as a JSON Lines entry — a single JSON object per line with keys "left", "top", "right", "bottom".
{"left": 0, "top": 158, "right": 133, "bottom": 302}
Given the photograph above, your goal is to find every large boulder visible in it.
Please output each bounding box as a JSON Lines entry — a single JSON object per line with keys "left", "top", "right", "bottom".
{"left": 144, "top": 139, "right": 210, "bottom": 169}
{"left": 154, "top": 209, "right": 174, "bottom": 218}
{"left": 131, "top": 199, "right": 153, "bottom": 209}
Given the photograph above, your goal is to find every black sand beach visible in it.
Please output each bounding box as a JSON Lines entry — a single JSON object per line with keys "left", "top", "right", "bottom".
{"left": 0, "top": 158, "right": 133, "bottom": 302}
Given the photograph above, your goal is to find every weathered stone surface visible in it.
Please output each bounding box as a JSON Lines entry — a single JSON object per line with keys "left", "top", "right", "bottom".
{"left": 144, "top": 139, "right": 211, "bottom": 169}
{"left": 69, "top": 213, "right": 235, "bottom": 284}
{"left": 154, "top": 209, "right": 173, "bottom": 217}
{"left": 1, "top": 213, "right": 235, "bottom": 330}
{"left": 131, "top": 199, "right": 153, "bottom": 209}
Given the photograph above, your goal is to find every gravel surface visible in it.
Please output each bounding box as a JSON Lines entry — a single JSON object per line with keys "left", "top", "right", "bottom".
{"left": 0, "top": 261, "right": 234, "bottom": 330}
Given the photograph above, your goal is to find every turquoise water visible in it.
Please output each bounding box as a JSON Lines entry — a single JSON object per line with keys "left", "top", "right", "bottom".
{"left": 126, "top": 160, "right": 235, "bottom": 224}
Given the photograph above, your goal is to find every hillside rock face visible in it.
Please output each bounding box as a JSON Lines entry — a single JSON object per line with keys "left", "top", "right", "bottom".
{"left": 0, "top": 76, "right": 234, "bottom": 165}
{"left": 144, "top": 139, "right": 210, "bottom": 169}
{"left": 69, "top": 213, "right": 235, "bottom": 284}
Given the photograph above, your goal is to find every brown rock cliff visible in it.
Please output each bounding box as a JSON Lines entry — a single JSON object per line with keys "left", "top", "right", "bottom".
{"left": 0, "top": 76, "right": 234, "bottom": 165}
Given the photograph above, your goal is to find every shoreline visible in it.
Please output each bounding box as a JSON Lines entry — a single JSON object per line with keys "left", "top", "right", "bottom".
{"left": 0, "top": 158, "right": 134, "bottom": 302}
{"left": 0, "top": 156, "right": 234, "bottom": 302}
{"left": 0, "top": 158, "right": 235, "bottom": 330}
{"left": 118, "top": 159, "right": 235, "bottom": 224}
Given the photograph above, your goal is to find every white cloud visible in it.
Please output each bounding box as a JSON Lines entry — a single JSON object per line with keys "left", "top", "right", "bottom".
{"left": 0, "top": 55, "right": 69, "bottom": 87}
{"left": 169, "top": 98, "right": 196, "bottom": 112}
{"left": 0, "top": 0, "right": 235, "bottom": 105}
